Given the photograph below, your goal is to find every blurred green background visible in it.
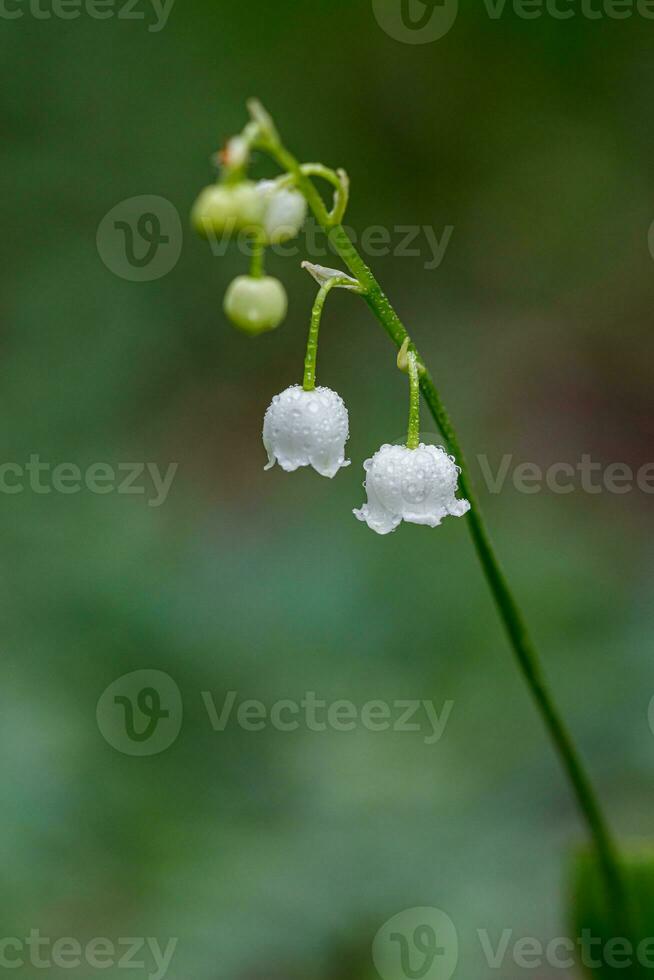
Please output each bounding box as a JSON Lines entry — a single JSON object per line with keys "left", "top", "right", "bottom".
{"left": 2, "top": 0, "right": 654, "bottom": 976}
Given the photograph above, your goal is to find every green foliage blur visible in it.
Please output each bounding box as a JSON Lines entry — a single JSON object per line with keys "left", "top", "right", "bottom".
{"left": 2, "top": 0, "right": 654, "bottom": 976}
{"left": 572, "top": 848, "right": 654, "bottom": 979}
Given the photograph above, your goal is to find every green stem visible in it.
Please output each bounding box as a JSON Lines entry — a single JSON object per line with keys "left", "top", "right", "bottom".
{"left": 250, "top": 231, "right": 266, "bottom": 279}
{"left": 261, "top": 132, "right": 632, "bottom": 935}
{"left": 303, "top": 282, "right": 329, "bottom": 391}
{"left": 303, "top": 275, "right": 354, "bottom": 391}
{"left": 406, "top": 352, "right": 420, "bottom": 450}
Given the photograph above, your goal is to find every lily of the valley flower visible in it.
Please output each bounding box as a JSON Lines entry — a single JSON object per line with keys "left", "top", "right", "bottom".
{"left": 192, "top": 178, "right": 307, "bottom": 245}
{"left": 258, "top": 180, "right": 308, "bottom": 244}
{"left": 263, "top": 385, "right": 350, "bottom": 478}
{"left": 224, "top": 275, "right": 288, "bottom": 334}
{"left": 191, "top": 181, "right": 265, "bottom": 237}
{"left": 354, "top": 443, "right": 470, "bottom": 535}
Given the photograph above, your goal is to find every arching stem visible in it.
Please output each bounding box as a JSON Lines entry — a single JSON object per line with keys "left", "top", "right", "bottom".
{"left": 249, "top": 107, "right": 634, "bottom": 944}
{"left": 303, "top": 278, "right": 345, "bottom": 391}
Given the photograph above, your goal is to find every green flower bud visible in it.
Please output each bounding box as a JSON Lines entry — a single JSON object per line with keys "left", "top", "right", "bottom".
{"left": 223, "top": 276, "right": 288, "bottom": 335}
{"left": 191, "top": 181, "right": 264, "bottom": 238}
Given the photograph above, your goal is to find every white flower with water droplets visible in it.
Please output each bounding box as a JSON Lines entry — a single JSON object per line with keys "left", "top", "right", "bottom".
{"left": 263, "top": 385, "right": 350, "bottom": 478}
{"left": 354, "top": 443, "right": 470, "bottom": 535}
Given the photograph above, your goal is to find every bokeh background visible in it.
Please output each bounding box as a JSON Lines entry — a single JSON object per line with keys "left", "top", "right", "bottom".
{"left": 2, "top": 0, "right": 653, "bottom": 976}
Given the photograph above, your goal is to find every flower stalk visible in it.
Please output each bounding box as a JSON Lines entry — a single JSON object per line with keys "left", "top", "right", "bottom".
{"left": 403, "top": 346, "right": 421, "bottom": 451}
{"left": 303, "top": 281, "right": 331, "bottom": 392}
{"left": 302, "top": 275, "right": 355, "bottom": 392}
{"left": 249, "top": 231, "right": 266, "bottom": 280}
{"left": 245, "top": 102, "right": 632, "bottom": 935}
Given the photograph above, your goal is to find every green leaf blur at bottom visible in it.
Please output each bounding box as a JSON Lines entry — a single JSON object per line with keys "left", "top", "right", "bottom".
{"left": 570, "top": 847, "right": 654, "bottom": 979}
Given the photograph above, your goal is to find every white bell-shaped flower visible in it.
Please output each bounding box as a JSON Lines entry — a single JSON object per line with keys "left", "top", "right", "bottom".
{"left": 354, "top": 443, "right": 470, "bottom": 535}
{"left": 263, "top": 385, "right": 350, "bottom": 478}
{"left": 258, "top": 181, "right": 308, "bottom": 244}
